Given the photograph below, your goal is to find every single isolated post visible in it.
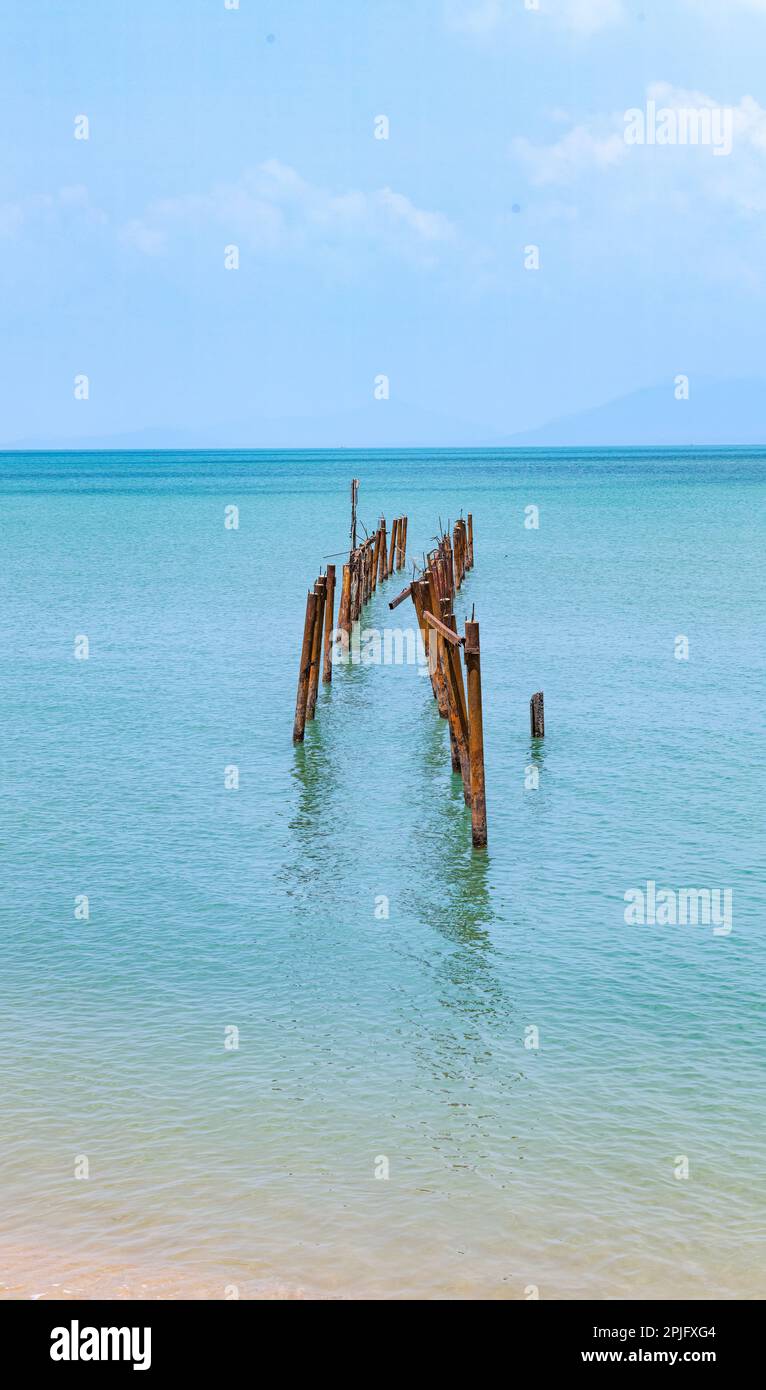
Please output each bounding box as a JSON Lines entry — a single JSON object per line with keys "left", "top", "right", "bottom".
{"left": 322, "top": 564, "right": 336, "bottom": 683}
{"left": 530, "top": 691, "right": 545, "bottom": 738}
{"left": 464, "top": 619, "right": 487, "bottom": 848}
{"left": 293, "top": 591, "right": 318, "bottom": 743}
{"left": 306, "top": 577, "right": 326, "bottom": 720}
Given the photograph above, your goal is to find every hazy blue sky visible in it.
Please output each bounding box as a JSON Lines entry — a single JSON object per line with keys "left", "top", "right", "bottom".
{"left": 2, "top": 0, "right": 765, "bottom": 444}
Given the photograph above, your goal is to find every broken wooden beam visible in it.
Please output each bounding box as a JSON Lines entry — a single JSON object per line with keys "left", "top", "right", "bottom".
{"left": 388, "top": 583, "right": 413, "bottom": 611}
{"left": 424, "top": 610, "right": 465, "bottom": 648}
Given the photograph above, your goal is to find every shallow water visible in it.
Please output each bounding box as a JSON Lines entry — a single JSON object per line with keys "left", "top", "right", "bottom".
{"left": 1, "top": 448, "right": 764, "bottom": 1299}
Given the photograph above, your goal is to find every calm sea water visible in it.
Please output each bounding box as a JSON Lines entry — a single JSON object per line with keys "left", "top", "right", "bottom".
{"left": 0, "top": 448, "right": 764, "bottom": 1300}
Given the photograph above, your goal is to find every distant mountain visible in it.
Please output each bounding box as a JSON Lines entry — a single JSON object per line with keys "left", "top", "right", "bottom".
{"left": 4, "top": 379, "right": 766, "bottom": 451}
{"left": 0, "top": 402, "right": 499, "bottom": 452}
{"left": 503, "top": 379, "right": 766, "bottom": 448}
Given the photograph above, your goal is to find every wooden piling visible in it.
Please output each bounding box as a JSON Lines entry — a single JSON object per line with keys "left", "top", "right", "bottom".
{"left": 378, "top": 519, "right": 387, "bottom": 583}
{"left": 338, "top": 563, "right": 351, "bottom": 641}
{"left": 388, "top": 518, "right": 398, "bottom": 578}
{"left": 372, "top": 529, "right": 381, "bottom": 592}
{"left": 293, "top": 590, "right": 318, "bottom": 743}
{"left": 441, "top": 599, "right": 472, "bottom": 802}
{"left": 352, "top": 548, "right": 363, "bottom": 622}
{"left": 322, "top": 564, "right": 336, "bottom": 683}
{"left": 457, "top": 520, "right": 467, "bottom": 584}
{"left": 530, "top": 691, "right": 545, "bottom": 738}
{"left": 306, "top": 577, "right": 326, "bottom": 720}
{"left": 399, "top": 516, "right": 408, "bottom": 570}
{"left": 467, "top": 513, "right": 474, "bottom": 568}
{"left": 414, "top": 580, "right": 437, "bottom": 702}
{"left": 425, "top": 573, "right": 450, "bottom": 719}
{"left": 350, "top": 478, "right": 359, "bottom": 552}
{"left": 464, "top": 620, "right": 487, "bottom": 847}
{"left": 363, "top": 542, "right": 369, "bottom": 605}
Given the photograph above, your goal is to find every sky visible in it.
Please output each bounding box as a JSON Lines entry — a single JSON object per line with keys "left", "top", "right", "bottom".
{"left": 2, "top": 0, "right": 766, "bottom": 446}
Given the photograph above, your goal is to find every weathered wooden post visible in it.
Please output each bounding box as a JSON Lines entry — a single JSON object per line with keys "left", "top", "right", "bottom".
{"left": 353, "top": 547, "right": 367, "bottom": 619}
{"left": 378, "top": 518, "right": 387, "bottom": 583}
{"left": 441, "top": 599, "right": 471, "bottom": 799}
{"left": 350, "top": 478, "right": 359, "bottom": 552}
{"left": 409, "top": 581, "right": 436, "bottom": 701}
{"left": 530, "top": 691, "right": 545, "bottom": 738}
{"left": 425, "top": 572, "right": 449, "bottom": 718}
{"left": 293, "top": 590, "right": 318, "bottom": 742}
{"left": 388, "top": 518, "right": 398, "bottom": 578}
{"left": 322, "top": 564, "right": 336, "bottom": 683}
{"left": 399, "top": 516, "right": 408, "bottom": 570}
{"left": 306, "top": 576, "right": 326, "bottom": 720}
{"left": 464, "top": 619, "right": 487, "bottom": 847}
{"left": 338, "top": 564, "right": 351, "bottom": 643}
{"left": 372, "top": 529, "right": 380, "bottom": 592}
{"left": 467, "top": 513, "right": 474, "bottom": 568}
{"left": 362, "top": 541, "right": 370, "bottom": 606}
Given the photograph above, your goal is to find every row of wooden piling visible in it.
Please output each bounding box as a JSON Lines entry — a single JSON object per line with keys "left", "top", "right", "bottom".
{"left": 334, "top": 513, "right": 409, "bottom": 643}
{"left": 293, "top": 489, "right": 546, "bottom": 852}
{"left": 293, "top": 511, "right": 409, "bottom": 744}
{"left": 389, "top": 511, "right": 487, "bottom": 848}
{"left": 292, "top": 565, "right": 337, "bottom": 743}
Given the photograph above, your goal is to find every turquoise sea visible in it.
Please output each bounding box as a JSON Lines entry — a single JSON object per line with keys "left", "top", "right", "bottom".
{"left": 0, "top": 448, "right": 764, "bottom": 1300}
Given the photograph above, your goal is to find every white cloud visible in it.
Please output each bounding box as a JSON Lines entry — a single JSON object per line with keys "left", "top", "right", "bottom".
{"left": 0, "top": 185, "right": 106, "bottom": 238}
{"left": 514, "top": 124, "right": 627, "bottom": 184}
{"left": 514, "top": 83, "right": 766, "bottom": 206}
{"left": 446, "top": 0, "right": 625, "bottom": 36}
{"left": 121, "top": 161, "right": 455, "bottom": 264}
{"left": 684, "top": 0, "right": 766, "bottom": 12}
{"left": 560, "top": 0, "right": 625, "bottom": 32}
{"left": 506, "top": 82, "right": 766, "bottom": 292}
